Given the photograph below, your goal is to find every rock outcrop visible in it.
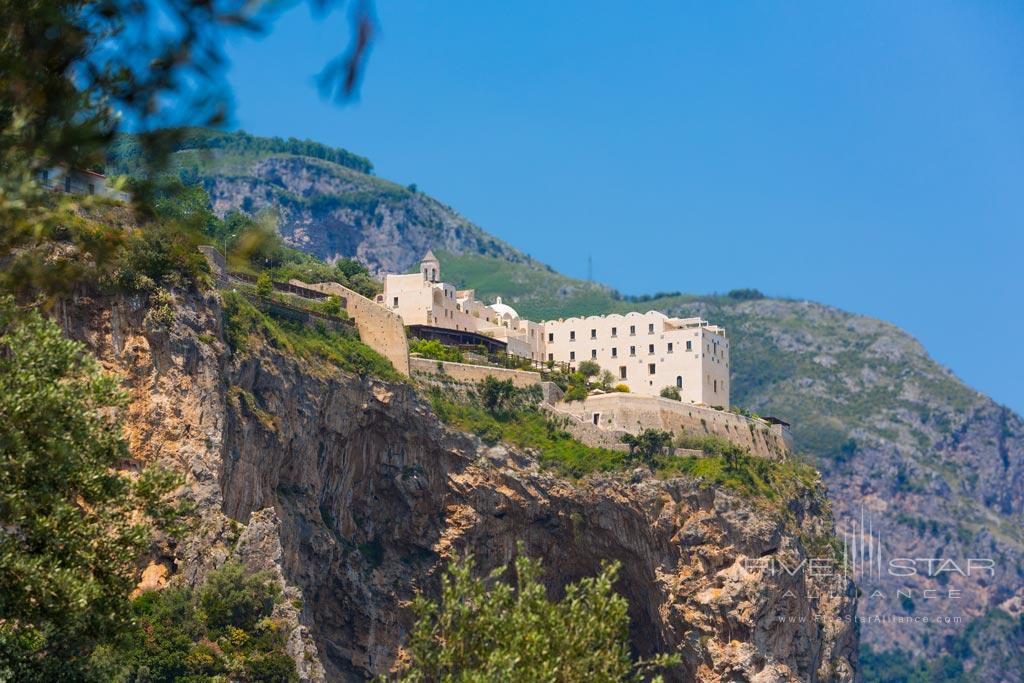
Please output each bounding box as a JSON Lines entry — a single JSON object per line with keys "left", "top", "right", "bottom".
{"left": 61, "top": 288, "right": 858, "bottom": 682}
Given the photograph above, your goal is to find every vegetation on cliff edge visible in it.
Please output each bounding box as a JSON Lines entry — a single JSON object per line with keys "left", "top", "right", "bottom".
{"left": 222, "top": 290, "right": 401, "bottom": 381}
{"left": 427, "top": 381, "right": 822, "bottom": 505}
{"left": 391, "top": 546, "right": 680, "bottom": 681}
{"left": 0, "top": 299, "right": 185, "bottom": 681}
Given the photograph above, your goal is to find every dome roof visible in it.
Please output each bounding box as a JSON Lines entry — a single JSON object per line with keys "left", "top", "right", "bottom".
{"left": 489, "top": 296, "right": 519, "bottom": 319}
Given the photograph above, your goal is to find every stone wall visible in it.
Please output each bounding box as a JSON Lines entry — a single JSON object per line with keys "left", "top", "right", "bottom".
{"left": 553, "top": 394, "right": 790, "bottom": 461}
{"left": 409, "top": 357, "right": 541, "bottom": 388}
{"left": 296, "top": 281, "right": 410, "bottom": 376}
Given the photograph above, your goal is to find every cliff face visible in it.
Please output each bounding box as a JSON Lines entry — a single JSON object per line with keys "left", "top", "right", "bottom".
{"left": 62, "top": 288, "right": 858, "bottom": 682}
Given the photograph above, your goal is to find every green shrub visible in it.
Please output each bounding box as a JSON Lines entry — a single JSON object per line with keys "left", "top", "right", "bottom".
{"left": 199, "top": 561, "right": 280, "bottom": 632}
{"left": 657, "top": 452, "right": 819, "bottom": 503}
{"left": 726, "top": 288, "right": 764, "bottom": 300}
{"left": 577, "top": 360, "right": 600, "bottom": 379}
{"left": 427, "top": 388, "right": 627, "bottom": 479}
{"left": 145, "top": 289, "right": 177, "bottom": 329}
{"left": 0, "top": 298, "right": 184, "bottom": 681}
{"left": 409, "top": 338, "right": 464, "bottom": 363}
{"left": 613, "top": 384, "right": 630, "bottom": 393}
{"left": 480, "top": 376, "right": 516, "bottom": 415}
{"left": 563, "top": 384, "right": 589, "bottom": 402}
{"left": 319, "top": 295, "right": 343, "bottom": 317}
{"left": 620, "top": 429, "right": 673, "bottom": 467}
{"left": 110, "top": 219, "right": 208, "bottom": 292}
{"left": 659, "top": 386, "right": 681, "bottom": 401}
{"left": 221, "top": 291, "right": 400, "bottom": 381}
{"left": 394, "top": 544, "right": 679, "bottom": 681}
{"left": 255, "top": 272, "right": 274, "bottom": 298}
{"left": 99, "top": 561, "right": 296, "bottom": 682}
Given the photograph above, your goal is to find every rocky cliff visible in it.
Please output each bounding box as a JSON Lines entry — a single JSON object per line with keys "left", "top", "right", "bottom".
{"left": 62, "top": 287, "right": 858, "bottom": 682}
{"left": 142, "top": 138, "right": 1022, "bottom": 673}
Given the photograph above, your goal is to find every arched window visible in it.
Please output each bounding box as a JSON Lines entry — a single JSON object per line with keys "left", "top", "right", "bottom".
{"left": 431, "top": 267, "right": 437, "bottom": 281}
{"left": 676, "top": 375, "right": 683, "bottom": 389}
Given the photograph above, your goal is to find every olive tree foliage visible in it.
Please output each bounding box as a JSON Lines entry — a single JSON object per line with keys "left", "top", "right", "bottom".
{"left": 394, "top": 545, "right": 680, "bottom": 682}
{"left": 479, "top": 376, "right": 516, "bottom": 415}
{"left": 0, "top": 0, "right": 374, "bottom": 294}
{"left": 620, "top": 429, "right": 674, "bottom": 468}
{"left": 0, "top": 298, "right": 184, "bottom": 680}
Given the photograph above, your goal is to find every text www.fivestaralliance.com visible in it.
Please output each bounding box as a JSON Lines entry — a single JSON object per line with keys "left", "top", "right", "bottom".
{"left": 774, "top": 615, "right": 963, "bottom": 625}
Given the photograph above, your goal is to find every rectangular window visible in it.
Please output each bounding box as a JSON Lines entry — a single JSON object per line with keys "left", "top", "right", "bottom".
{"left": 686, "top": 340, "right": 692, "bottom": 352}
{"left": 570, "top": 331, "right": 576, "bottom": 341}
{"left": 648, "top": 323, "right": 654, "bottom": 334}
{"left": 592, "top": 413, "right": 600, "bottom": 425}
{"left": 629, "top": 346, "right": 636, "bottom": 357}
{"left": 648, "top": 344, "right": 655, "bottom": 355}
{"left": 619, "top": 366, "right": 627, "bottom": 379}
{"left": 392, "top": 297, "right": 399, "bottom": 307}
{"left": 611, "top": 347, "right": 618, "bottom": 358}
{"left": 611, "top": 327, "right": 617, "bottom": 337}
{"left": 648, "top": 363, "right": 656, "bottom": 375}
{"left": 570, "top": 351, "right": 576, "bottom": 361}
{"left": 591, "top": 349, "right": 597, "bottom": 360}
{"left": 590, "top": 329, "right": 597, "bottom": 339}
{"left": 714, "top": 379, "right": 718, "bottom": 392}
{"left": 548, "top": 332, "right": 554, "bottom": 342}
{"left": 548, "top": 353, "right": 553, "bottom": 362}
{"left": 629, "top": 325, "right": 636, "bottom": 336}
{"left": 667, "top": 342, "right": 674, "bottom": 353}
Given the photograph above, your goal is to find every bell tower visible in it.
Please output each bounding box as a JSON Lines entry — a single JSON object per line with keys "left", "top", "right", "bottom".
{"left": 420, "top": 249, "right": 440, "bottom": 283}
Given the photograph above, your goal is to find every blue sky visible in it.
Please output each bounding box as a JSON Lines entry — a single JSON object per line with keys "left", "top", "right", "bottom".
{"left": 223, "top": 0, "right": 1024, "bottom": 414}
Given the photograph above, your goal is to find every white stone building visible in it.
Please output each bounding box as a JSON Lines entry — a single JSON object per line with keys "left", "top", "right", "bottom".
{"left": 540, "top": 312, "right": 729, "bottom": 407}
{"left": 381, "top": 251, "right": 544, "bottom": 359}
{"left": 382, "top": 251, "right": 730, "bottom": 406}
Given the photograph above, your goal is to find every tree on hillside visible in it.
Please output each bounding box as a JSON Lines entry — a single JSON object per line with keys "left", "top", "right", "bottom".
{"left": 0, "top": 298, "right": 183, "bottom": 680}
{"left": 480, "top": 376, "right": 516, "bottom": 415}
{"left": 393, "top": 545, "right": 680, "bottom": 681}
{"left": 620, "top": 429, "right": 674, "bottom": 468}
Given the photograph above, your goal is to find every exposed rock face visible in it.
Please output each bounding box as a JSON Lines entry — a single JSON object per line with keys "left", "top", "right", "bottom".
{"left": 62, "top": 288, "right": 858, "bottom": 682}
{"left": 205, "top": 157, "right": 521, "bottom": 276}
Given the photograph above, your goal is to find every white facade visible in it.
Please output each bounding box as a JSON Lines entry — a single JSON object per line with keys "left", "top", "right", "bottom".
{"left": 381, "top": 252, "right": 544, "bottom": 359}
{"left": 382, "top": 252, "right": 730, "bottom": 405}
{"left": 540, "top": 312, "right": 729, "bottom": 406}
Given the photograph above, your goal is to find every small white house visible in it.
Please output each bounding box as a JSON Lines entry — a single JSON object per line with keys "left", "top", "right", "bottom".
{"left": 37, "top": 167, "right": 130, "bottom": 202}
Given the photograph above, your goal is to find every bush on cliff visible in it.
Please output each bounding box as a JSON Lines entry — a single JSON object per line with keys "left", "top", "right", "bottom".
{"left": 427, "top": 387, "right": 627, "bottom": 478}
{"left": 392, "top": 545, "right": 679, "bottom": 681}
{"left": 620, "top": 429, "right": 674, "bottom": 468}
{"left": 222, "top": 291, "right": 400, "bottom": 381}
{"left": 0, "top": 298, "right": 184, "bottom": 681}
{"left": 94, "top": 560, "right": 296, "bottom": 682}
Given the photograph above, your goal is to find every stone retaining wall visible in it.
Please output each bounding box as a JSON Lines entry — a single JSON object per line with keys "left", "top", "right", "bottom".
{"left": 552, "top": 393, "right": 790, "bottom": 461}
{"left": 297, "top": 281, "right": 410, "bottom": 376}
{"left": 409, "top": 357, "right": 541, "bottom": 388}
